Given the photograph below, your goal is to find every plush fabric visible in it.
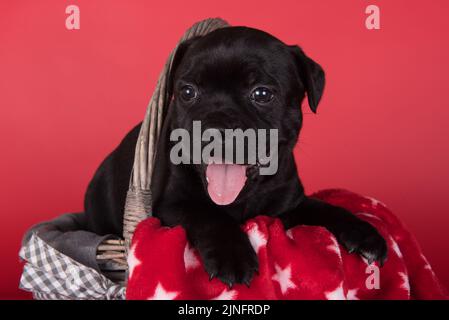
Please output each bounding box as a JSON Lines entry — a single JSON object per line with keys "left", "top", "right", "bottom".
{"left": 126, "top": 189, "right": 448, "bottom": 300}
{"left": 22, "top": 212, "right": 117, "bottom": 272}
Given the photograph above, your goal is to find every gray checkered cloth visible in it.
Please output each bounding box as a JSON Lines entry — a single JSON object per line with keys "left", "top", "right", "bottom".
{"left": 19, "top": 233, "right": 126, "bottom": 300}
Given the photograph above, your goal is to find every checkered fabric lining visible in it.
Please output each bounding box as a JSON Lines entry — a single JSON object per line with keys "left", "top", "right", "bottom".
{"left": 19, "top": 233, "right": 126, "bottom": 300}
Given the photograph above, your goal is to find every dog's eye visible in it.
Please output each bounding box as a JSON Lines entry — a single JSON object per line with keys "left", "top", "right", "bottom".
{"left": 179, "top": 85, "right": 198, "bottom": 102}
{"left": 250, "top": 87, "right": 274, "bottom": 104}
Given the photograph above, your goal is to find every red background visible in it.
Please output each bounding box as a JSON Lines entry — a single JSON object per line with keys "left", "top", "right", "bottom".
{"left": 1, "top": 0, "right": 448, "bottom": 299}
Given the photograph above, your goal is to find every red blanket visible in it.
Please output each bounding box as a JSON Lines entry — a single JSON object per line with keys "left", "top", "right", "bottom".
{"left": 126, "top": 189, "right": 448, "bottom": 300}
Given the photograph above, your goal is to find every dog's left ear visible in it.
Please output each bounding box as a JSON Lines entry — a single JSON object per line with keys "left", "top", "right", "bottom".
{"left": 289, "top": 46, "right": 325, "bottom": 113}
{"left": 167, "top": 37, "right": 201, "bottom": 102}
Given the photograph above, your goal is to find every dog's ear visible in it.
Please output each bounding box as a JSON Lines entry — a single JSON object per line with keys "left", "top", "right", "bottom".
{"left": 167, "top": 37, "right": 199, "bottom": 101}
{"left": 289, "top": 46, "right": 325, "bottom": 113}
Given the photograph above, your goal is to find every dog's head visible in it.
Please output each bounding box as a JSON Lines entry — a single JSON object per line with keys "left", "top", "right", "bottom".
{"left": 165, "top": 26, "right": 325, "bottom": 206}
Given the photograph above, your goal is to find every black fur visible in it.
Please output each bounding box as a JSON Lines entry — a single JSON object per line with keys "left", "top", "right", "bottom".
{"left": 85, "top": 27, "right": 387, "bottom": 287}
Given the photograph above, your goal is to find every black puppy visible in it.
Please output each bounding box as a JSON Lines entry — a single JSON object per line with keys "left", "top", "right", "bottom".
{"left": 85, "top": 27, "right": 387, "bottom": 287}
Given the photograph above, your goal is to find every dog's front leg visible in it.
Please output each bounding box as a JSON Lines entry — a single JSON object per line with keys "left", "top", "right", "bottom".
{"left": 279, "top": 197, "right": 387, "bottom": 265}
{"left": 179, "top": 211, "right": 259, "bottom": 287}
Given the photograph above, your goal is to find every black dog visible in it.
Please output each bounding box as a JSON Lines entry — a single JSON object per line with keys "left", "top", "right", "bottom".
{"left": 85, "top": 26, "right": 387, "bottom": 287}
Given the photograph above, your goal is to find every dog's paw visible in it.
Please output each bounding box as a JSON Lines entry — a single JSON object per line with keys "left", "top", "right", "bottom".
{"left": 201, "top": 235, "right": 259, "bottom": 288}
{"left": 336, "top": 219, "right": 388, "bottom": 266}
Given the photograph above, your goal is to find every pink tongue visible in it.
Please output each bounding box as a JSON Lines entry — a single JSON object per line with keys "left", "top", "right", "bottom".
{"left": 206, "top": 164, "right": 247, "bottom": 205}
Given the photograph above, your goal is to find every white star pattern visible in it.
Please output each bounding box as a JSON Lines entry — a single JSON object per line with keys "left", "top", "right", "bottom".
{"left": 365, "top": 196, "right": 386, "bottom": 208}
{"left": 398, "top": 272, "right": 410, "bottom": 294}
{"left": 285, "top": 229, "right": 294, "bottom": 240}
{"left": 147, "top": 282, "right": 179, "bottom": 300}
{"left": 211, "top": 288, "right": 237, "bottom": 300}
{"left": 184, "top": 243, "right": 200, "bottom": 271}
{"left": 390, "top": 237, "right": 403, "bottom": 258}
{"left": 327, "top": 235, "right": 342, "bottom": 261}
{"left": 346, "top": 288, "right": 359, "bottom": 300}
{"left": 424, "top": 264, "right": 432, "bottom": 271}
{"left": 127, "top": 242, "right": 141, "bottom": 279}
{"left": 247, "top": 225, "right": 267, "bottom": 254}
{"left": 325, "top": 282, "right": 347, "bottom": 300}
{"left": 271, "top": 263, "right": 296, "bottom": 295}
